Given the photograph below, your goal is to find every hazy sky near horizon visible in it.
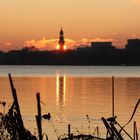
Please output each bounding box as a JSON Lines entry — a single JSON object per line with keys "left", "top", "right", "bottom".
{"left": 0, "top": 0, "right": 140, "bottom": 50}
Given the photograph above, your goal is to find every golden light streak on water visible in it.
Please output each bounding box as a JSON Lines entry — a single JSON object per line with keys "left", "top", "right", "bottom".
{"left": 56, "top": 75, "right": 66, "bottom": 107}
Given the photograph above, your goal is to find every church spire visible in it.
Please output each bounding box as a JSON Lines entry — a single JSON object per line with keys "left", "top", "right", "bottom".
{"left": 60, "top": 27, "right": 64, "bottom": 35}
{"left": 58, "top": 27, "right": 65, "bottom": 50}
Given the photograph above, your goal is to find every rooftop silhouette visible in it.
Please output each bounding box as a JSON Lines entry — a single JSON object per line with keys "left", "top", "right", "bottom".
{"left": 0, "top": 38, "right": 140, "bottom": 65}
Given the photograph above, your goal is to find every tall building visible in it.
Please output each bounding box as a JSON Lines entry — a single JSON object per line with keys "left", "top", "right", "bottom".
{"left": 91, "top": 42, "right": 115, "bottom": 51}
{"left": 125, "top": 39, "right": 140, "bottom": 50}
{"left": 58, "top": 28, "right": 65, "bottom": 51}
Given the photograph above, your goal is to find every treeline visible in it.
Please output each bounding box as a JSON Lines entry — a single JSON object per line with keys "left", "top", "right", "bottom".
{"left": 0, "top": 46, "right": 140, "bottom": 65}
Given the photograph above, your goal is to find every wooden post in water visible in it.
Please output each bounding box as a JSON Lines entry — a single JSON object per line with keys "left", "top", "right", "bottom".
{"left": 134, "top": 121, "right": 138, "bottom": 140}
{"left": 36, "top": 93, "right": 43, "bottom": 140}
{"left": 8, "top": 73, "right": 25, "bottom": 139}
{"left": 68, "top": 124, "right": 71, "bottom": 138}
{"left": 112, "top": 76, "right": 115, "bottom": 118}
{"left": 97, "top": 126, "right": 99, "bottom": 137}
{"left": 134, "top": 121, "right": 136, "bottom": 140}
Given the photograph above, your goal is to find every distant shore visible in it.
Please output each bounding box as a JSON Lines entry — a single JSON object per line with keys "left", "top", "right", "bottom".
{"left": 1, "top": 48, "right": 140, "bottom": 66}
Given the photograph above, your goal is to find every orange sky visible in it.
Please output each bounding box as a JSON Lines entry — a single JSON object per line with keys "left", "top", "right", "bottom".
{"left": 0, "top": 0, "right": 140, "bottom": 51}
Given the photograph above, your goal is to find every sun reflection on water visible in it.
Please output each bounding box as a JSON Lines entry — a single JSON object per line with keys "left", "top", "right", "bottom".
{"left": 56, "top": 75, "right": 66, "bottom": 107}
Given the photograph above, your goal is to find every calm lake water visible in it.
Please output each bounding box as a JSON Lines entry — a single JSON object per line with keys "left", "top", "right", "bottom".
{"left": 0, "top": 65, "right": 140, "bottom": 139}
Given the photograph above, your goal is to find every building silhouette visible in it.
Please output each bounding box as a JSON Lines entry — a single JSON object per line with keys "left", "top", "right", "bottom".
{"left": 125, "top": 39, "right": 140, "bottom": 50}
{"left": 91, "top": 42, "right": 115, "bottom": 51}
{"left": 58, "top": 28, "right": 65, "bottom": 51}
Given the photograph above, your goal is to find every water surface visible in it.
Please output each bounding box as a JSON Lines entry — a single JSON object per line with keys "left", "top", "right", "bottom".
{"left": 0, "top": 66, "right": 140, "bottom": 139}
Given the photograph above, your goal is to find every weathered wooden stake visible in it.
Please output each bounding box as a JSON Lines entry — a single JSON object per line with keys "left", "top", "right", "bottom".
{"left": 68, "top": 124, "right": 71, "bottom": 137}
{"left": 8, "top": 73, "right": 25, "bottom": 139}
{"left": 134, "top": 121, "right": 138, "bottom": 140}
{"left": 112, "top": 76, "right": 115, "bottom": 118}
{"left": 36, "top": 93, "right": 43, "bottom": 140}
{"left": 97, "top": 126, "right": 99, "bottom": 137}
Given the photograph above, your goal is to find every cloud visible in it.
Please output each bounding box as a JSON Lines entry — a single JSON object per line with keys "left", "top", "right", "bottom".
{"left": 0, "top": 41, "right": 12, "bottom": 51}
{"left": 24, "top": 38, "right": 76, "bottom": 50}
{"left": 24, "top": 37, "right": 117, "bottom": 50}
{"left": 24, "top": 37, "right": 58, "bottom": 50}
{"left": 131, "top": 33, "right": 137, "bottom": 38}
{"left": 0, "top": 37, "right": 124, "bottom": 52}
{"left": 0, "top": 41, "right": 11, "bottom": 46}
{"left": 24, "top": 37, "right": 78, "bottom": 50}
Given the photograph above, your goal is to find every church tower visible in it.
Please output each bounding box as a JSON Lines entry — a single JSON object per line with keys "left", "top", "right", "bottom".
{"left": 58, "top": 28, "right": 65, "bottom": 50}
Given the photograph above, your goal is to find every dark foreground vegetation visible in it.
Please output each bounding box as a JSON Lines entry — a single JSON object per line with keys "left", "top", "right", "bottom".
{"left": 0, "top": 46, "right": 140, "bottom": 65}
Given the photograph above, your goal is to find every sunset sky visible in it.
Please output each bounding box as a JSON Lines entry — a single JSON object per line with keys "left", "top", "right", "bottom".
{"left": 0, "top": 0, "right": 140, "bottom": 51}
